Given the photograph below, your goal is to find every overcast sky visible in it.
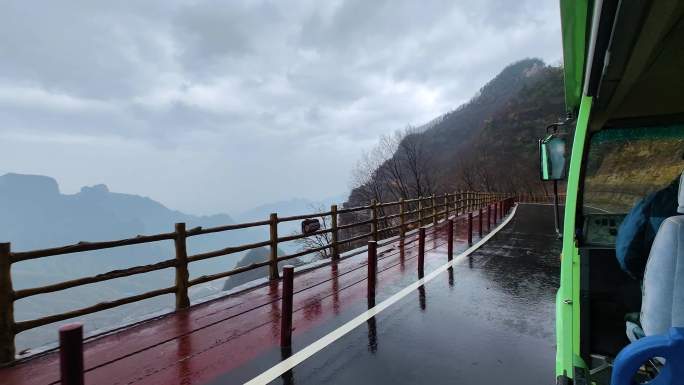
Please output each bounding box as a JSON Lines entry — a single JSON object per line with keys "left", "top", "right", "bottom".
{"left": 0, "top": 1, "right": 561, "bottom": 215}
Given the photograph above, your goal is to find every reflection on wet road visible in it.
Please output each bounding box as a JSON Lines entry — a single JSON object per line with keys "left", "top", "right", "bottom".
{"left": 269, "top": 204, "right": 560, "bottom": 385}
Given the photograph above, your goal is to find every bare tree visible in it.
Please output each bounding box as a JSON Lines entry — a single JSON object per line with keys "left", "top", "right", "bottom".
{"left": 377, "top": 131, "right": 411, "bottom": 201}
{"left": 455, "top": 155, "right": 478, "bottom": 191}
{"left": 347, "top": 126, "right": 440, "bottom": 241}
{"left": 350, "top": 147, "right": 387, "bottom": 204}
{"left": 397, "top": 127, "right": 436, "bottom": 197}
{"left": 293, "top": 204, "right": 333, "bottom": 260}
{"left": 350, "top": 126, "right": 439, "bottom": 203}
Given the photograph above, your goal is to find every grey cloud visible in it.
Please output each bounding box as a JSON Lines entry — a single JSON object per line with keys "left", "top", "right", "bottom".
{"left": 0, "top": 1, "right": 175, "bottom": 100}
{"left": 0, "top": 0, "right": 560, "bottom": 213}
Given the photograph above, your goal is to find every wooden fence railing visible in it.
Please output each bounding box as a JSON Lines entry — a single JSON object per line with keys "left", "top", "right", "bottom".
{"left": 0, "top": 191, "right": 510, "bottom": 363}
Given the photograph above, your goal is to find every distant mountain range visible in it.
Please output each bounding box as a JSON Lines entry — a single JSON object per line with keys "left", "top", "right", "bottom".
{"left": 237, "top": 195, "right": 347, "bottom": 222}
{"left": 0, "top": 172, "right": 335, "bottom": 352}
{"left": 0, "top": 173, "right": 237, "bottom": 252}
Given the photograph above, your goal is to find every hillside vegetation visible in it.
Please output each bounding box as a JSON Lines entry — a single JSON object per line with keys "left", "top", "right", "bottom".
{"left": 583, "top": 126, "right": 684, "bottom": 212}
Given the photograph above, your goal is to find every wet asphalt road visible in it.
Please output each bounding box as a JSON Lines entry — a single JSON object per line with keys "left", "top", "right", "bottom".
{"left": 281, "top": 204, "right": 561, "bottom": 385}
{"left": 215, "top": 204, "right": 562, "bottom": 385}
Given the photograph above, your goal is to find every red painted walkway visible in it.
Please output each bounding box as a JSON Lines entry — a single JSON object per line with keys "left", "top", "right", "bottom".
{"left": 1, "top": 211, "right": 489, "bottom": 385}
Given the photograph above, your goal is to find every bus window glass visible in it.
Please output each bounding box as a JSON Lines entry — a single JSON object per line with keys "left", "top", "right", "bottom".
{"left": 582, "top": 125, "right": 684, "bottom": 214}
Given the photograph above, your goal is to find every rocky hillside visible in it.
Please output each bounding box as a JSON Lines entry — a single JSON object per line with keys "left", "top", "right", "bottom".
{"left": 346, "top": 58, "right": 566, "bottom": 207}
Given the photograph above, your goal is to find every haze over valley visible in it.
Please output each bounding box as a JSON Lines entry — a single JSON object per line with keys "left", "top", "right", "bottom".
{"left": 1, "top": 172, "right": 344, "bottom": 351}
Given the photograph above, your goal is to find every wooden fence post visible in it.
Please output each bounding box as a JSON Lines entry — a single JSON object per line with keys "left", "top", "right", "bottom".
{"left": 174, "top": 223, "right": 190, "bottom": 310}
{"left": 487, "top": 205, "right": 492, "bottom": 232}
{"left": 280, "top": 266, "right": 294, "bottom": 348}
{"left": 456, "top": 191, "right": 463, "bottom": 216}
{"left": 454, "top": 191, "right": 459, "bottom": 216}
{"left": 431, "top": 194, "right": 437, "bottom": 226}
{"left": 467, "top": 212, "right": 473, "bottom": 245}
{"left": 447, "top": 219, "right": 454, "bottom": 261}
{"left": 418, "top": 227, "right": 426, "bottom": 277}
{"left": 478, "top": 207, "right": 483, "bottom": 238}
{"left": 418, "top": 196, "right": 424, "bottom": 227}
{"left": 371, "top": 200, "right": 378, "bottom": 242}
{"left": 465, "top": 191, "right": 469, "bottom": 212}
{"left": 367, "top": 241, "right": 377, "bottom": 299}
{"left": 444, "top": 193, "right": 449, "bottom": 221}
{"left": 463, "top": 191, "right": 467, "bottom": 212}
{"left": 399, "top": 198, "right": 406, "bottom": 238}
{"left": 331, "top": 205, "right": 339, "bottom": 260}
{"left": 455, "top": 191, "right": 459, "bottom": 216}
{"left": 0, "top": 242, "right": 14, "bottom": 364}
{"left": 59, "top": 323, "right": 84, "bottom": 385}
{"left": 269, "top": 213, "right": 280, "bottom": 280}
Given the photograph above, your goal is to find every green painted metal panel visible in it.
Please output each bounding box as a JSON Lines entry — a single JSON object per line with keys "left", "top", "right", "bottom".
{"left": 541, "top": 142, "right": 550, "bottom": 180}
{"left": 556, "top": 95, "right": 592, "bottom": 378}
{"left": 559, "top": 0, "right": 590, "bottom": 113}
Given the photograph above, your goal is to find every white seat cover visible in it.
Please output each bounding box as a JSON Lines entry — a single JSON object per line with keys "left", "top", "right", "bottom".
{"left": 641, "top": 172, "right": 684, "bottom": 336}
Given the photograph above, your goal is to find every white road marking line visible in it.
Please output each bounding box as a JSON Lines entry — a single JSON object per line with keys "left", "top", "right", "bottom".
{"left": 583, "top": 204, "right": 612, "bottom": 213}
{"left": 519, "top": 201, "right": 613, "bottom": 214}
{"left": 243, "top": 204, "right": 519, "bottom": 385}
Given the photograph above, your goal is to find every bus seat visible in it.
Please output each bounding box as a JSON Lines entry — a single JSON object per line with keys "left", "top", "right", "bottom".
{"left": 639, "top": 172, "right": 684, "bottom": 338}
{"left": 612, "top": 327, "right": 684, "bottom": 385}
